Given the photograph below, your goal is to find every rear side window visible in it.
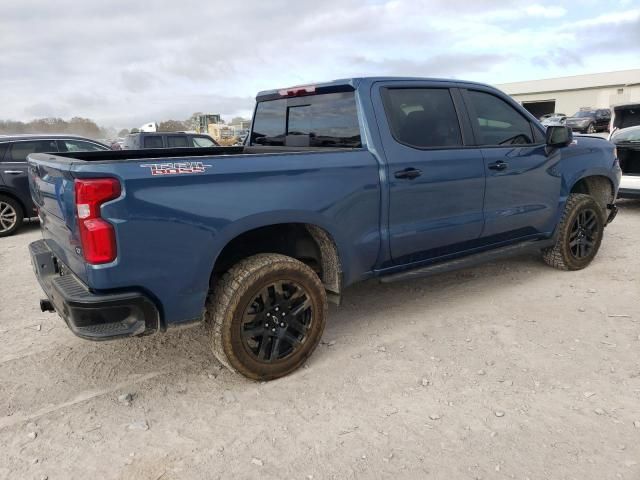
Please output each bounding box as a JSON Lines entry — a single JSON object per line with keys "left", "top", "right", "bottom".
{"left": 192, "top": 136, "right": 217, "bottom": 147}
{"left": 250, "top": 92, "right": 361, "bottom": 148}
{"left": 466, "top": 90, "right": 534, "bottom": 146}
{"left": 382, "top": 88, "right": 462, "bottom": 148}
{"left": 143, "top": 136, "right": 164, "bottom": 148}
{"left": 166, "top": 136, "right": 188, "bottom": 148}
{"left": 0, "top": 144, "right": 7, "bottom": 162}
{"left": 61, "top": 140, "right": 107, "bottom": 152}
{"left": 7, "top": 140, "right": 58, "bottom": 162}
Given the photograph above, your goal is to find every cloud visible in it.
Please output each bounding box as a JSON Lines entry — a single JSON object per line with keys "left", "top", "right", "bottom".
{"left": 525, "top": 4, "right": 567, "bottom": 18}
{"left": 0, "top": 0, "right": 638, "bottom": 128}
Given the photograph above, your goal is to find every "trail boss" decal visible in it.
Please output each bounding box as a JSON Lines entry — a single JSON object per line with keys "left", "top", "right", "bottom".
{"left": 140, "top": 162, "right": 212, "bottom": 176}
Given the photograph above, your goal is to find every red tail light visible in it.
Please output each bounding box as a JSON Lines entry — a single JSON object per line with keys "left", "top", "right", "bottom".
{"left": 75, "top": 178, "right": 121, "bottom": 264}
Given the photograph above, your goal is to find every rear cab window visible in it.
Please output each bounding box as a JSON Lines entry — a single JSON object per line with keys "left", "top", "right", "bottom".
{"left": 250, "top": 91, "right": 362, "bottom": 148}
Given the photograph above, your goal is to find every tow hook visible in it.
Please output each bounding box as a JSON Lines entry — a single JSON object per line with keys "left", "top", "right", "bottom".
{"left": 40, "top": 299, "right": 55, "bottom": 313}
{"left": 606, "top": 203, "right": 618, "bottom": 225}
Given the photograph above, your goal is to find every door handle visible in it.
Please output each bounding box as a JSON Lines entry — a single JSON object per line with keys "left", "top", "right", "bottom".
{"left": 394, "top": 168, "right": 422, "bottom": 180}
{"left": 488, "top": 161, "right": 508, "bottom": 171}
{"left": 3, "top": 170, "right": 24, "bottom": 175}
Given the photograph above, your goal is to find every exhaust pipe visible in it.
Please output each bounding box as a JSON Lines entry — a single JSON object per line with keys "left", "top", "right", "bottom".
{"left": 40, "top": 299, "right": 55, "bottom": 313}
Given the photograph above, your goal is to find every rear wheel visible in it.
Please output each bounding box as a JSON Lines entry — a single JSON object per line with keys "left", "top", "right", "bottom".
{"left": 206, "top": 253, "right": 327, "bottom": 380}
{"left": 542, "top": 193, "right": 604, "bottom": 270}
{"left": 586, "top": 123, "right": 596, "bottom": 134}
{"left": 0, "top": 195, "right": 23, "bottom": 237}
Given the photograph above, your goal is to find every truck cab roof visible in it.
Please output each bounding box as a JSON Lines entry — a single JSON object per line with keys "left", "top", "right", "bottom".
{"left": 256, "top": 77, "right": 496, "bottom": 101}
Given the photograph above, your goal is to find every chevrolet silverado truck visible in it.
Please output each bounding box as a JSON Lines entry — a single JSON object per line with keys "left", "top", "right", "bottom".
{"left": 28, "top": 77, "right": 621, "bottom": 380}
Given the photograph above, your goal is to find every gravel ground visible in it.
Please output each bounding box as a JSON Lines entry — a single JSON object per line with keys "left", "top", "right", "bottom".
{"left": 1, "top": 201, "right": 639, "bottom": 480}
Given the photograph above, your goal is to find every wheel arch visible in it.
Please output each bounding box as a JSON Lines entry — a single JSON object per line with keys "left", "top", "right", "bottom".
{"left": 210, "top": 219, "right": 345, "bottom": 303}
{"left": 569, "top": 174, "right": 615, "bottom": 213}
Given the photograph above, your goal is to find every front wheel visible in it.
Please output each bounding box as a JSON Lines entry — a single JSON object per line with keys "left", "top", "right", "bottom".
{"left": 542, "top": 193, "right": 605, "bottom": 271}
{"left": 206, "top": 253, "right": 327, "bottom": 380}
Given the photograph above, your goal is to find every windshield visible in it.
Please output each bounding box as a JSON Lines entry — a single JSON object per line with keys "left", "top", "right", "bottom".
{"left": 572, "top": 111, "right": 594, "bottom": 118}
{"left": 612, "top": 125, "right": 640, "bottom": 142}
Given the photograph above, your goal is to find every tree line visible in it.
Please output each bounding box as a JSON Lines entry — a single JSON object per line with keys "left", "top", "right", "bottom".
{"left": 0, "top": 117, "right": 107, "bottom": 139}
{"left": 0, "top": 113, "right": 251, "bottom": 140}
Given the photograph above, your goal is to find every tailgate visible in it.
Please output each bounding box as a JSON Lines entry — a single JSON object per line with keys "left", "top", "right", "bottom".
{"left": 28, "top": 154, "right": 87, "bottom": 282}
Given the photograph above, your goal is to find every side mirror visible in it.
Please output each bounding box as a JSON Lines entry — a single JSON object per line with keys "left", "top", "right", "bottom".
{"left": 546, "top": 125, "right": 573, "bottom": 148}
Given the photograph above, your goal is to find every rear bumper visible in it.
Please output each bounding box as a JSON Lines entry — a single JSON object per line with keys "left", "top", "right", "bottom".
{"left": 29, "top": 239, "right": 160, "bottom": 340}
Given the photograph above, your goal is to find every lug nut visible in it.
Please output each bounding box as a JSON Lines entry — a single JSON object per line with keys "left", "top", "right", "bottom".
{"left": 275, "top": 307, "right": 279, "bottom": 311}
{"left": 272, "top": 328, "right": 276, "bottom": 332}
{"left": 280, "top": 323, "right": 285, "bottom": 327}
{"left": 267, "top": 312, "right": 271, "bottom": 317}
{"left": 265, "top": 323, "right": 269, "bottom": 327}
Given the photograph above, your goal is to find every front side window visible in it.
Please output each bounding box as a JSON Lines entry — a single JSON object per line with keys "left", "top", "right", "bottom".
{"left": 166, "top": 136, "right": 188, "bottom": 148}
{"left": 250, "top": 91, "right": 361, "bottom": 148}
{"left": 382, "top": 88, "right": 462, "bottom": 148}
{"left": 62, "top": 140, "right": 107, "bottom": 152}
{"left": 143, "top": 136, "right": 164, "bottom": 148}
{"left": 466, "top": 90, "right": 534, "bottom": 146}
{"left": 8, "top": 140, "right": 58, "bottom": 162}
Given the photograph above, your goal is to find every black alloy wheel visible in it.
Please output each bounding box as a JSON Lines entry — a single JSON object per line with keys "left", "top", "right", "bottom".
{"left": 241, "top": 280, "right": 313, "bottom": 362}
{"left": 569, "top": 208, "right": 598, "bottom": 260}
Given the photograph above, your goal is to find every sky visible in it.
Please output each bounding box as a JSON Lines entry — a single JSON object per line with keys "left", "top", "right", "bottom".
{"left": 1, "top": 0, "right": 639, "bottom": 129}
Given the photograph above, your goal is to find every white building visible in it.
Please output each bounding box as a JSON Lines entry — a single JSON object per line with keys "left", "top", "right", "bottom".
{"left": 496, "top": 69, "right": 640, "bottom": 119}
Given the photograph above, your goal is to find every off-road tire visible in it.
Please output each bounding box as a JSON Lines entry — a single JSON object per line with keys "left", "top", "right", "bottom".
{"left": 0, "top": 195, "right": 23, "bottom": 238}
{"left": 542, "top": 193, "right": 605, "bottom": 271}
{"left": 205, "top": 253, "right": 327, "bottom": 381}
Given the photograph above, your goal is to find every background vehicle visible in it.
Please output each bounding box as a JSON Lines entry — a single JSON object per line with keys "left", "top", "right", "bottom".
{"left": 0, "top": 134, "right": 108, "bottom": 237}
{"left": 539, "top": 112, "right": 566, "bottom": 121}
{"left": 123, "top": 132, "right": 219, "bottom": 149}
{"left": 610, "top": 125, "right": 640, "bottom": 198}
{"left": 609, "top": 102, "right": 640, "bottom": 135}
{"left": 565, "top": 108, "right": 611, "bottom": 133}
{"left": 28, "top": 77, "right": 620, "bottom": 380}
{"left": 541, "top": 114, "right": 567, "bottom": 127}
{"left": 608, "top": 103, "right": 640, "bottom": 198}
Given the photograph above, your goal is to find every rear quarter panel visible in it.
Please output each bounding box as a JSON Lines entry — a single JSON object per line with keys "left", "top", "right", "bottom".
{"left": 71, "top": 150, "right": 381, "bottom": 326}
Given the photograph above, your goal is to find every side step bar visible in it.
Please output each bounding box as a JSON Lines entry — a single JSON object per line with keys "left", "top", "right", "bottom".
{"left": 380, "top": 239, "right": 553, "bottom": 283}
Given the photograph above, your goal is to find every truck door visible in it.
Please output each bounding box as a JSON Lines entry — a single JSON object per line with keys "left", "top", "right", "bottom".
{"left": 461, "top": 88, "right": 561, "bottom": 241}
{"left": 372, "top": 82, "right": 486, "bottom": 265}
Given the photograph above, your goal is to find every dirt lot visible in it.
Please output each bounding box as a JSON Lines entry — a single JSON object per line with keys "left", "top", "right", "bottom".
{"left": 1, "top": 201, "right": 639, "bottom": 480}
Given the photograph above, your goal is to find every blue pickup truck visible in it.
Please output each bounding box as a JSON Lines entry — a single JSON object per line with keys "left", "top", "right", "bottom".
{"left": 28, "top": 77, "right": 621, "bottom": 380}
